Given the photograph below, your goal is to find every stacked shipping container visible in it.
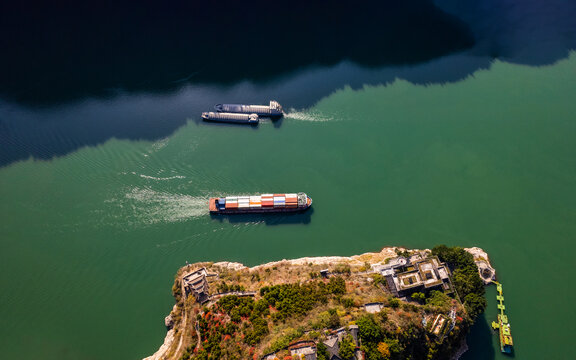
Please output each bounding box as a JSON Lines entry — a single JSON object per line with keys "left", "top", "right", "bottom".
{"left": 286, "top": 193, "right": 298, "bottom": 208}
{"left": 238, "top": 196, "right": 250, "bottom": 209}
{"left": 261, "top": 194, "right": 274, "bottom": 207}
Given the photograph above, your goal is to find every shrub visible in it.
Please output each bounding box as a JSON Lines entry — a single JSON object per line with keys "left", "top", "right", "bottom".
{"left": 411, "top": 292, "right": 426, "bottom": 303}
{"left": 335, "top": 263, "right": 351, "bottom": 274}
{"left": 377, "top": 342, "right": 390, "bottom": 359}
{"left": 327, "top": 276, "right": 346, "bottom": 295}
{"left": 316, "top": 342, "right": 329, "bottom": 360}
{"left": 339, "top": 334, "right": 355, "bottom": 360}
{"left": 388, "top": 298, "right": 400, "bottom": 309}
{"left": 341, "top": 297, "right": 355, "bottom": 308}
{"left": 425, "top": 291, "right": 451, "bottom": 313}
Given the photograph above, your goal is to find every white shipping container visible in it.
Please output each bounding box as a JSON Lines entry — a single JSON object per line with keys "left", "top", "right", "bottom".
{"left": 249, "top": 203, "right": 262, "bottom": 208}
{"left": 226, "top": 197, "right": 238, "bottom": 203}
{"left": 238, "top": 203, "right": 250, "bottom": 208}
{"left": 238, "top": 196, "right": 250, "bottom": 202}
{"left": 285, "top": 193, "right": 298, "bottom": 198}
{"left": 261, "top": 194, "right": 274, "bottom": 197}
{"left": 273, "top": 196, "right": 285, "bottom": 202}
{"left": 249, "top": 196, "right": 261, "bottom": 202}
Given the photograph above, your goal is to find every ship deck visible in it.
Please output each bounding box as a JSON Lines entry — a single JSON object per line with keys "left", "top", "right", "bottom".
{"left": 208, "top": 198, "right": 217, "bottom": 212}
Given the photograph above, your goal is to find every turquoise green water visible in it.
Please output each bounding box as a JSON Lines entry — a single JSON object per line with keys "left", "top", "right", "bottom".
{"left": 1, "top": 54, "right": 575, "bottom": 359}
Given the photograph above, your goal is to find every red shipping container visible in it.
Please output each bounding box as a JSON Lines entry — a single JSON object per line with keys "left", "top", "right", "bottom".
{"left": 226, "top": 202, "right": 239, "bottom": 209}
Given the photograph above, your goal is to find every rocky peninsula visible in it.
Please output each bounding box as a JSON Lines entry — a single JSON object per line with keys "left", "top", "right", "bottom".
{"left": 145, "top": 245, "right": 494, "bottom": 360}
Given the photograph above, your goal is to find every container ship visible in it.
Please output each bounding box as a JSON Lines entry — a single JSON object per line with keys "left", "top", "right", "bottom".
{"left": 209, "top": 193, "right": 312, "bottom": 214}
{"left": 214, "top": 100, "right": 283, "bottom": 118}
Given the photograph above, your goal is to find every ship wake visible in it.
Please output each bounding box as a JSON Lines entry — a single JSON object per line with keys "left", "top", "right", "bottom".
{"left": 122, "top": 187, "right": 209, "bottom": 225}
{"left": 284, "top": 109, "right": 335, "bottom": 122}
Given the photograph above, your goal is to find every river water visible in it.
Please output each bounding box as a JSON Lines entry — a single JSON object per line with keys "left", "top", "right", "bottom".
{"left": 1, "top": 1, "right": 575, "bottom": 359}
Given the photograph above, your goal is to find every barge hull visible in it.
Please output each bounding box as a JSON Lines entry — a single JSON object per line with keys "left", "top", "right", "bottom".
{"left": 212, "top": 207, "right": 309, "bottom": 214}
{"left": 202, "top": 111, "right": 258, "bottom": 124}
{"left": 214, "top": 101, "right": 283, "bottom": 117}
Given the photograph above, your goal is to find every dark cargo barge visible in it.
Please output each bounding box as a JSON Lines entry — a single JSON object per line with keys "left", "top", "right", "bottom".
{"left": 214, "top": 100, "right": 283, "bottom": 117}
{"left": 202, "top": 112, "right": 259, "bottom": 124}
{"left": 209, "top": 193, "right": 312, "bottom": 214}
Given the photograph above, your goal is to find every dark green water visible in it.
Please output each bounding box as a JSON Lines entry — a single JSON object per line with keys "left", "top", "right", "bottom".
{"left": 1, "top": 1, "right": 576, "bottom": 359}
{"left": 1, "top": 54, "right": 575, "bottom": 359}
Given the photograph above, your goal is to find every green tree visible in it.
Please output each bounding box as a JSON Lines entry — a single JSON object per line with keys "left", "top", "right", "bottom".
{"left": 357, "top": 315, "right": 383, "bottom": 344}
{"left": 384, "top": 338, "right": 403, "bottom": 356}
{"left": 463, "top": 292, "right": 487, "bottom": 319}
{"left": 339, "top": 334, "right": 356, "bottom": 360}
{"left": 316, "top": 342, "right": 329, "bottom": 360}
{"left": 432, "top": 245, "right": 487, "bottom": 321}
{"left": 411, "top": 292, "right": 426, "bottom": 303}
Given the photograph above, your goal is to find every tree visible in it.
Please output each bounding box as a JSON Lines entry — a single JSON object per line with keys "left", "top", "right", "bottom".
{"left": 384, "top": 338, "right": 403, "bottom": 356}
{"left": 377, "top": 342, "right": 390, "bottom": 359}
{"left": 432, "top": 245, "right": 487, "bottom": 321}
{"left": 357, "top": 315, "right": 383, "bottom": 344}
{"left": 316, "top": 342, "right": 329, "bottom": 360}
{"left": 339, "top": 334, "right": 356, "bottom": 360}
{"left": 463, "top": 293, "right": 487, "bottom": 319}
{"left": 411, "top": 292, "right": 426, "bottom": 303}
